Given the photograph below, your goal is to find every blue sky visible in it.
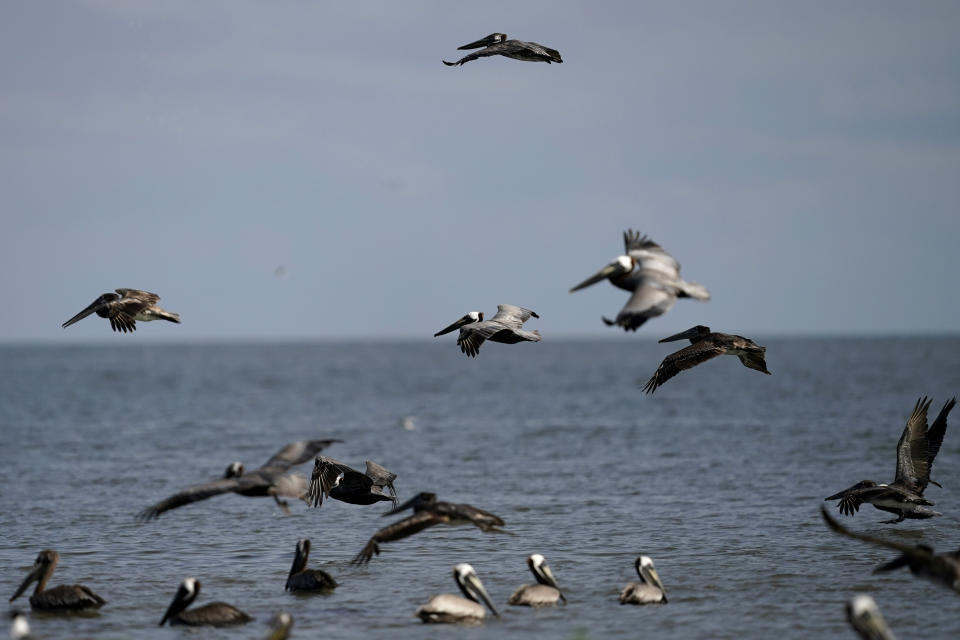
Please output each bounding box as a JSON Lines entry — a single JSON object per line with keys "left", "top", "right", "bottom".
{"left": 2, "top": 2, "right": 958, "bottom": 341}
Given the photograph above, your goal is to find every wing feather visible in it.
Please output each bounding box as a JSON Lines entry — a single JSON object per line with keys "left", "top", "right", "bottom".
{"left": 642, "top": 343, "right": 725, "bottom": 393}
{"left": 894, "top": 397, "right": 932, "bottom": 492}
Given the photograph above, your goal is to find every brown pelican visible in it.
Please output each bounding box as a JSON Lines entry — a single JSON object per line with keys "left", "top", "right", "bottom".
{"left": 305, "top": 455, "right": 397, "bottom": 508}
{"left": 62, "top": 288, "right": 180, "bottom": 333}
{"left": 570, "top": 230, "right": 710, "bottom": 331}
{"left": 443, "top": 33, "right": 562, "bottom": 66}
{"left": 285, "top": 539, "right": 337, "bottom": 593}
{"left": 619, "top": 555, "right": 668, "bottom": 604}
{"left": 415, "top": 564, "right": 499, "bottom": 624}
{"left": 8, "top": 610, "right": 31, "bottom": 640}
{"left": 821, "top": 506, "right": 960, "bottom": 593}
{"left": 846, "top": 595, "right": 896, "bottom": 640}
{"left": 825, "top": 397, "right": 955, "bottom": 523}
{"left": 434, "top": 304, "right": 540, "bottom": 358}
{"left": 159, "top": 577, "right": 251, "bottom": 627}
{"left": 352, "top": 492, "right": 509, "bottom": 564}
{"left": 9, "top": 550, "right": 105, "bottom": 612}
{"left": 642, "top": 325, "right": 770, "bottom": 393}
{"left": 508, "top": 553, "right": 566, "bottom": 606}
{"left": 137, "top": 439, "right": 340, "bottom": 520}
{"left": 265, "top": 612, "right": 293, "bottom": 640}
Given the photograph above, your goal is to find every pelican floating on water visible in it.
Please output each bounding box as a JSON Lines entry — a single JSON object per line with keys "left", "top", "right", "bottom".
{"left": 434, "top": 304, "right": 541, "bottom": 358}
{"left": 821, "top": 506, "right": 960, "bottom": 593}
{"left": 9, "top": 549, "right": 105, "bottom": 612}
{"left": 825, "top": 397, "right": 954, "bottom": 523}
{"left": 306, "top": 455, "right": 397, "bottom": 508}
{"left": 352, "top": 492, "right": 509, "bottom": 564}
{"left": 7, "top": 609, "right": 31, "bottom": 640}
{"left": 415, "top": 564, "right": 499, "bottom": 624}
{"left": 619, "top": 555, "right": 668, "bottom": 604}
{"left": 846, "top": 594, "right": 896, "bottom": 640}
{"left": 62, "top": 288, "right": 180, "bottom": 333}
{"left": 642, "top": 325, "right": 770, "bottom": 393}
{"left": 137, "top": 439, "right": 340, "bottom": 520}
{"left": 443, "top": 33, "right": 562, "bottom": 66}
{"left": 570, "top": 230, "right": 709, "bottom": 331}
{"left": 265, "top": 612, "right": 293, "bottom": 640}
{"left": 159, "top": 577, "right": 251, "bottom": 627}
{"left": 508, "top": 554, "right": 566, "bottom": 606}
{"left": 285, "top": 539, "right": 337, "bottom": 593}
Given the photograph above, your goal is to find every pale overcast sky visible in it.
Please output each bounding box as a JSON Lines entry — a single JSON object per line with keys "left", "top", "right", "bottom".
{"left": 2, "top": 2, "right": 958, "bottom": 341}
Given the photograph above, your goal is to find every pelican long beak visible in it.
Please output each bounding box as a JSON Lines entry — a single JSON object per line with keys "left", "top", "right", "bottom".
{"left": 286, "top": 542, "right": 308, "bottom": 591}
{"left": 658, "top": 327, "right": 699, "bottom": 343}
{"left": 433, "top": 315, "right": 475, "bottom": 337}
{"left": 61, "top": 298, "right": 102, "bottom": 328}
{"left": 457, "top": 33, "right": 502, "bottom": 50}
{"left": 569, "top": 260, "right": 631, "bottom": 293}
{"left": 465, "top": 573, "right": 499, "bottom": 617}
{"left": 537, "top": 563, "right": 566, "bottom": 603}
{"left": 159, "top": 582, "right": 193, "bottom": 626}
{"left": 642, "top": 566, "right": 668, "bottom": 603}
{"left": 9, "top": 564, "right": 43, "bottom": 602}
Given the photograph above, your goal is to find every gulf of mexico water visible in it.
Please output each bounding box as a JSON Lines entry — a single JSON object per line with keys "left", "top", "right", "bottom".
{"left": 1, "top": 336, "right": 958, "bottom": 639}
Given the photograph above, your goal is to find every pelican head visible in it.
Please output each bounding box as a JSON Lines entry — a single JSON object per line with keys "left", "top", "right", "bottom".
{"left": 433, "top": 312, "right": 482, "bottom": 337}
{"left": 636, "top": 555, "right": 667, "bottom": 602}
{"left": 659, "top": 325, "right": 711, "bottom": 343}
{"left": 160, "top": 577, "right": 200, "bottom": 626}
{"left": 454, "top": 564, "right": 499, "bottom": 617}
{"left": 266, "top": 611, "right": 293, "bottom": 640}
{"left": 458, "top": 33, "right": 506, "bottom": 50}
{"left": 61, "top": 292, "right": 119, "bottom": 328}
{"left": 286, "top": 540, "right": 311, "bottom": 591}
{"left": 528, "top": 553, "right": 566, "bottom": 603}
{"left": 824, "top": 480, "right": 878, "bottom": 501}
{"left": 846, "top": 594, "right": 894, "bottom": 640}
{"left": 224, "top": 462, "right": 244, "bottom": 478}
{"left": 10, "top": 549, "right": 60, "bottom": 602}
{"left": 10, "top": 550, "right": 59, "bottom": 602}
{"left": 8, "top": 609, "right": 30, "bottom": 640}
{"left": 569, "top": 255, "right": 634, "bottom": 292}
{"left": 383, "top": 491, "right": 437, "bottom": 516}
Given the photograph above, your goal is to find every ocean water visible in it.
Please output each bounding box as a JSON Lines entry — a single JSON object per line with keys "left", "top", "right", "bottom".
{"left": 1, "top": 337, "right": 958, "bottom": 639}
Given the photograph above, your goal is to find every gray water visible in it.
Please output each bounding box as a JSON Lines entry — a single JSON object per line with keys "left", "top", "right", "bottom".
{"left": 1, "top": 337, "right": 958, "bottom": 639}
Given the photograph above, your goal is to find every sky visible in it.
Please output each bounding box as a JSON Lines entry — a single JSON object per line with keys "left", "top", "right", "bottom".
{"left": 1, "top": 1, "right": 958, "bottom": 342}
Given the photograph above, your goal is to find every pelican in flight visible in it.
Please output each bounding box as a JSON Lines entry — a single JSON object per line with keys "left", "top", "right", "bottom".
{"left": 434, "top": 304, "right": 541, "bottom": 358}
{"left": 642, "top": 325, "right": 770, "bottom": 393}
{"left": 305, "top": 455, "right": 397, "bottom": 509}
{"left": 821, "top": 506, "right": 960, "bottom": 593}
{"left": 570, "top": 230, "right": 709, "bottom": 331}
{"left": 285, "top": 539, "right": 337, "bottom": 593}
{"left": 137, "top": 439, "right": 340, "bottom": 520}
{"left": 159, "top": 578, "right": 251, "bottom": 627}
{"left": 9, "top": 549, "right": 105, "bottom": 612}
{"left": 352, "top": 492, "right": 509, "bottom": 564}
{"left": 443, "top": 33, "right": 562, "bottom": 66}
{"left": 619, "top": 555, "right": 668, "bottom": 604}
{"left": 825, "top": 397, "right": 954, "bottom": 523}
{"left": 846, "top": 595, "right": 896, "bottom": 640}
{"left": 62, "top": 288, "right": 180, "bottom": 333}
{"left": 415, "top": 564, "right": 499, "bottom": 624}
{"left": 508, "top": 554, "right": 566, "bottom": 607}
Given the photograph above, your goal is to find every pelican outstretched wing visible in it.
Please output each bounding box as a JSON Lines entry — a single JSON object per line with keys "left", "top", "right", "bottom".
{"left": 489, "top": 304, "right": 538, "bottom": 328}
{"left": 137, "top": 477, "right": 245, "bottom": 520}
{"left": 603, "top": 281, "right": 676, "bottom": 331}
{"left": 263, "top": 439, "right": 341, "bottom": 471}
{"left": 642, "top": 341, "right": 725, "bottom": 393}
{"left": 352, "top": 510, "right": 444, "bottom": 564}
{"left": 894, "top": 397, "right": 932, "bottom": 493}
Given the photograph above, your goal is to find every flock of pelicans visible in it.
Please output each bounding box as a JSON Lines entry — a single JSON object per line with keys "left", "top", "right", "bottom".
{"left": 8, "top": 31, "right": 959, "bottom": 640}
